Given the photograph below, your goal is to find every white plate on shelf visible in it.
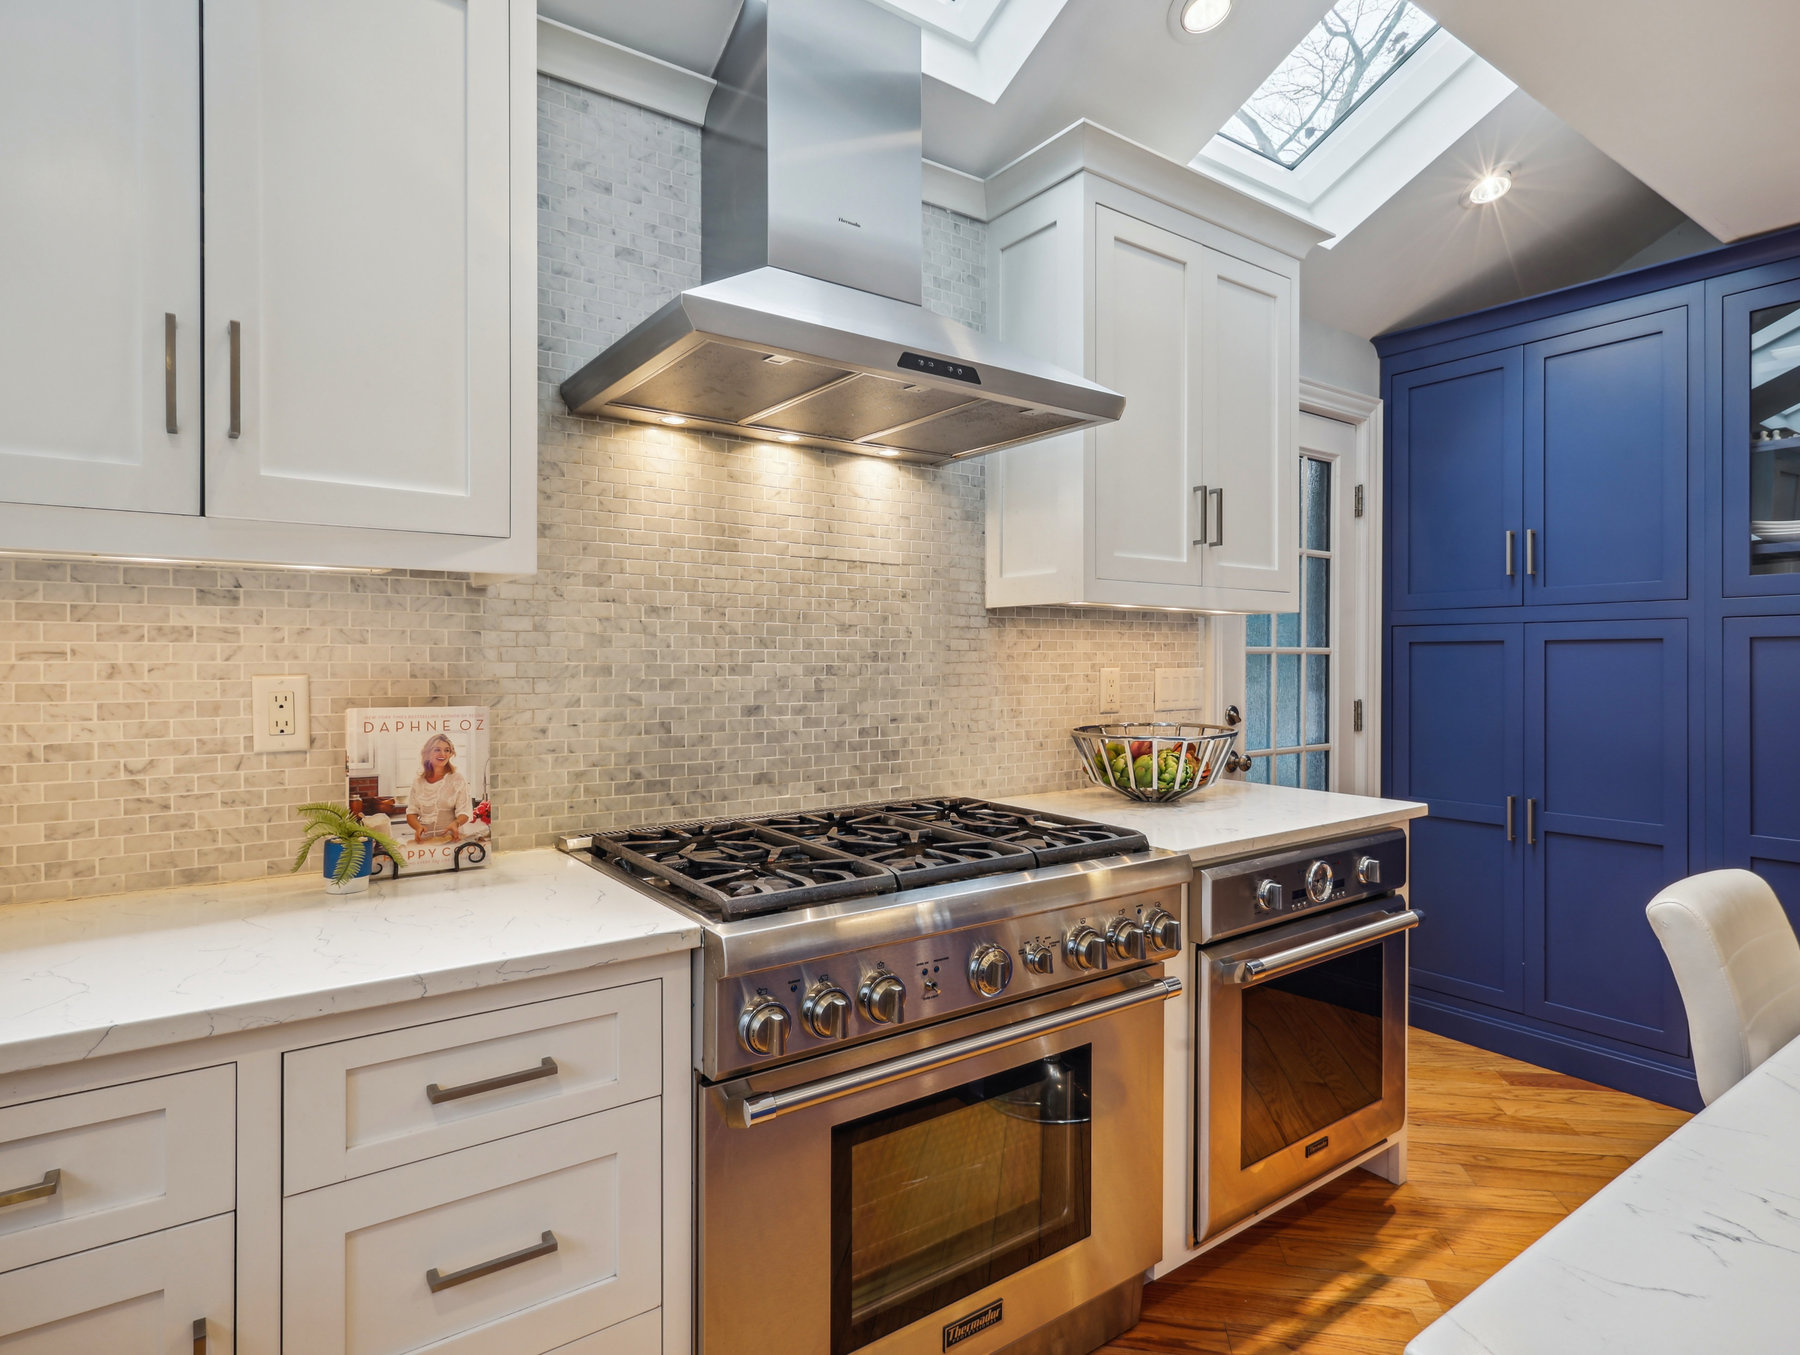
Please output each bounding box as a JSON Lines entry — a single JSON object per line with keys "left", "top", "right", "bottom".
{"left": 1752, "top": 520, "right": 1800, "bottom": 542}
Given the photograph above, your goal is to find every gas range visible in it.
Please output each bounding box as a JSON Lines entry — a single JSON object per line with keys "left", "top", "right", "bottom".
{"left": 559, "top": 796, "right": 1190, "bottom": 1080}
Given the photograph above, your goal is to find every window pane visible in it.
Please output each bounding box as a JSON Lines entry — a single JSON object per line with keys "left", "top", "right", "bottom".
{"left": 1304, "top": 653, "right": 1329, "bottom": 745}
{"left": 1275, "top": 752, "right": 1300, "bottom": 787}
{"left": 1275, "top": 612, "right": 1300, "bottom": 647}
{"left": 1304, "top": 457, "right": 1331, "bottom": 552}
{"left": 1245, "top": 653, "right": 1271, "bottom": 750}
{"left": 1276, "top": 652, "right": 1300, "bottom": 747}
{"left": 1248, "top": 753, "right": 1271, "bottom": 784}
{"left": 1304, "top": 556, "right": 1330, "bottom": 648}
{"left": 1304, "top": 750, "right": 1330, "bottom": 790}
{"left": 1246, "top": 613, "right": 1272, "bottom": 648}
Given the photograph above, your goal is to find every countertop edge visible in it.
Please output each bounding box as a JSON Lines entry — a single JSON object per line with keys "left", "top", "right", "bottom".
{"left": 1180, "top": 804, "right": 1427, "bottom": 865}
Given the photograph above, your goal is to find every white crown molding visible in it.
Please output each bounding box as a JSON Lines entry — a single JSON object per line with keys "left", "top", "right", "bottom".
{"left": 986, "top": 121, "right": 1331, "bottom": 260}
{"left": 536, "top": 17, "right": 715, "bottom": 126}
{"left": 922, "top": 160, "right": 990, "bottom": 220}
{"left": 1298, "top": 376, "right": 1381, "bottom": 422}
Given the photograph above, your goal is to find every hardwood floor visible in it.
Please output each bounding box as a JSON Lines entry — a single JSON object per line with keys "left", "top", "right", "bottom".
{"left": 1105, "top": 1028, "right": 1692, "bottom": 1354}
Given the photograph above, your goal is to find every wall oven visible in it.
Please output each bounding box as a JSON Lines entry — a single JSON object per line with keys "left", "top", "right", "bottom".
{"left": 701, "top": 966, "right": 1176, "bottom": 1355}
{"left": 1194, "top": 829, "right": 1417, "bottom": 1243}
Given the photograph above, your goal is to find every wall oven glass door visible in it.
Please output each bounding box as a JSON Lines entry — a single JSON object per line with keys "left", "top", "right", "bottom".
{"left": 832, "top": 1048, "right": 1092, "bottom": 1354}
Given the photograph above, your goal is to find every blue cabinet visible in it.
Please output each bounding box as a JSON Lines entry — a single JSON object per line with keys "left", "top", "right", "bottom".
{"left": 1722, "top": 617, "right": 1800, "bottom": 922}
{"left": 1723, "top": 274, "right": 1800, "bottom": 596}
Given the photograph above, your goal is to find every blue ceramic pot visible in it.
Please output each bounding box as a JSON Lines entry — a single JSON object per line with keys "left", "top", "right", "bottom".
{"left": 321, "top": 839, "right": 375, "bottom": 894}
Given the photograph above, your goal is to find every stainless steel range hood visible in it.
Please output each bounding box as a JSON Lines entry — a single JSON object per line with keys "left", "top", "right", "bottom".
{"left": 558, "top": 0, "right": 1124, "bottom": 464}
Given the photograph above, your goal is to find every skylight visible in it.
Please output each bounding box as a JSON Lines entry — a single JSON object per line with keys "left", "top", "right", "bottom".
{"left": 1222, "top": 0, "right": 1440, "bottom": 168}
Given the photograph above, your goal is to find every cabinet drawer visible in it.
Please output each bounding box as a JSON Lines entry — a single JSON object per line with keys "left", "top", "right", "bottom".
{"left": 0, "top": 1212, "right": 234, "bottom": 1351}
{"left": 284, "top": 982, "right": 661, "bottom": 1194}
{"left": 284, "top": 1100, "right": 662, "bottom": 1355}
{"left": 549, "top": 1308, "right": 660, "bottom": 1354}
{"left": 0, "top": 1064, "right": 235, "bottom": 1274}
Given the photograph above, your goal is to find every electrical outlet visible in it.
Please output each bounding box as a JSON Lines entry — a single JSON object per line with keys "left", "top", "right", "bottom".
{"left": 1099, "top": 667, "right": 1121, "bottom": 714}
{"left": 252, "top": 674, "right": 310, "bottom": 753}
{"left": 1154, "top": 667, "right": 1206, "bottom": 712}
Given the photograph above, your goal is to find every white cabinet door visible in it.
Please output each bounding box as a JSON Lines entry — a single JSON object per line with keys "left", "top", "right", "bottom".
{"left": 201, "top": 0, "right": 515, "bottom": 536}
{"left": 1197, "top": 247, "right": 1296, "bottom": 599}
{"left": 0, "top": 1213, "right": 234, "bottom": 1352}
{"left": 1091, "top": 207, "right": 1205, "bottom": 594}
{"left": 0, "top": 0, "right": 201, "bottom": 515}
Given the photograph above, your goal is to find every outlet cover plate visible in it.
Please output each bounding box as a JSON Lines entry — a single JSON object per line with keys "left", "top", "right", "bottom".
{"left": 252, "top": 674, "right": 311, "bottom": 753}
{"left": 1154, "top": 667, "right": 1206, "bottom": 713}
{"left": 1099, "top": 668, "right": 1122, "bottom": 714}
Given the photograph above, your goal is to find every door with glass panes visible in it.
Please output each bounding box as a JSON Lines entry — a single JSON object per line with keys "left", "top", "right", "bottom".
{"left": 1225, "top": 411, "right": 1364, "bottom": 791}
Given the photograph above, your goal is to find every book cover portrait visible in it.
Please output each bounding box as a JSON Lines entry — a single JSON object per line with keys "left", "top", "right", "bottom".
{"left": 345, "top": 707, "right": 492, "bottom": 875}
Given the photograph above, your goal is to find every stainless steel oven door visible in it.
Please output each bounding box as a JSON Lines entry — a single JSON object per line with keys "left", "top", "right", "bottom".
{"left": 1196, "top": 897, "right": 1417, "bottom": 1242}
{"left": 700, "top": 969, "right": 1177, "bottom": 1355}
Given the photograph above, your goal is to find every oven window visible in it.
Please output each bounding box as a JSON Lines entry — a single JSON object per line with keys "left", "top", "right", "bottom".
{"left": 1241, "top": 942, "right": 1383, "bottom": 1168}
{"left": 830, "top": 1047, "right": 1092, "bottom": 1354}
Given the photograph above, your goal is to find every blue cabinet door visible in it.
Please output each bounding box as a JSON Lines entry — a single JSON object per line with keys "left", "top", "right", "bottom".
{"left": 1525, "top": 310, "right": 1689, "bottom": 606}
{"left": 1523, "top": 620, "right": 1689, "bottom": 1053}
{"left": 1390, "top": 625, "right": 1525, "bottom": 1008}
{"left": 1390, "top": 351, "right": 1524, "bottom": 611}
{"left": 1722, "top": 275, "right": 1800, "bottom": 597}
{"left": 1722, "top": 617, "right": 1800, "bottom": 923}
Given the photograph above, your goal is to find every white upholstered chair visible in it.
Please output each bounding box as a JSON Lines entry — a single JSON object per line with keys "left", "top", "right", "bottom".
{"left": 1646, "top": 869, "right": 1800, "bottom": 1104}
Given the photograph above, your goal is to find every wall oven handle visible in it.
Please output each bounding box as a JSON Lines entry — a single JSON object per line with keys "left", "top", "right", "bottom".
{"left": 1221, "top": 910, "right": 1420, "bottom": 986}
{"left": 725, "top": 975, "right": 1182, "bottom": 1129}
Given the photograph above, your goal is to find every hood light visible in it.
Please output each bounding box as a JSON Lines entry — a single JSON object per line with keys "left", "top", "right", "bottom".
{"left": 777, "top": 433, "right": 801, "bottom": 443}
{"left": 1172, "top": 0, "right": 1231, "bottom": 36}
{"left": 876, "top": 449, "right": 900, "bottom": 458}
{"left": 1465, "top": 168, "right": 1514, "bottom": 206}
{"left": 659, "top": 414, "right": 687, "bottom": 426}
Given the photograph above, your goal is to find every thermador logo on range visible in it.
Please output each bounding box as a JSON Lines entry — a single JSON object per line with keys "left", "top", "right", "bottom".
{"left": 943, "top": 1299, "right": 1004, "bottom": 1350}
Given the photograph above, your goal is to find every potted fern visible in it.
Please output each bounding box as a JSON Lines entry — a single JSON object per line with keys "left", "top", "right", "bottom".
{"left": 292, "top": 803, "right": 405, "bottom": 894}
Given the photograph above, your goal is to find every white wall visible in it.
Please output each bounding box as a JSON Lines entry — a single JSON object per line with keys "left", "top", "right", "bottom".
{"left": 1300, "top": 316, "right": 1380, "bottom": 397}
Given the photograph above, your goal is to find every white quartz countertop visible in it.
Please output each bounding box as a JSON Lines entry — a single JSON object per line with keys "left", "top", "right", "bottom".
{"left": 1005, "top": 782, "right": 1425, "bottom": 865}
{"left": 0, "top": 849, "right": 699, "bottom": 1078}
{"left": 1406, "top": 1035, "right": 1800, "bottom": 1355}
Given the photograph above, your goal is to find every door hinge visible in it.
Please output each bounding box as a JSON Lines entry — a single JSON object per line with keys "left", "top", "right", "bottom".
{"left": 1354, "top": 484, "right": 1365, "bottom": 518}
{"left": 1353, "top": 698, "right": 1364, "bottom": 733}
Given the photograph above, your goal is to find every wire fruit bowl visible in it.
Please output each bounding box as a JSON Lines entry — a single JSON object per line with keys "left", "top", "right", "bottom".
{"left": 1071, "top": 722, "right": 1238, "bottom": 802}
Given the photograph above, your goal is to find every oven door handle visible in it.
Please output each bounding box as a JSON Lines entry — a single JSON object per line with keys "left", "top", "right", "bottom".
{"left": 723, "top": 974, "right": 1182, "bottom": 1128}
{"left": 1220, "top": 909, "right": 1420, "bottom": 986}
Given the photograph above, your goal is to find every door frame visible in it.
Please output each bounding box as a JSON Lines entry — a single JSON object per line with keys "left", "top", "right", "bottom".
{"left": 1214, "top": 377, "right": 1383, "bottom": 794}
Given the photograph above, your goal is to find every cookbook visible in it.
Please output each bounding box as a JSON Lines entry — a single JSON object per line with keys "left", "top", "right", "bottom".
{"left": 345, "top": 706, "right": 492, "bottom": 874}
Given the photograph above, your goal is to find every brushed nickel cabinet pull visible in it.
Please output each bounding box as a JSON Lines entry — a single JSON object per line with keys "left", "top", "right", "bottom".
{"left": 1526, "top": 797, "right": 1538, "bottom": 846}
{"left": 164, "top": 313, "right": 178, "bottom": 435}
{"left": 1506, "top": 795, "right": 1516, "bottom": 843}
{"left": 1192, "top": 484, "right": 1208, "bottom": 547}
{"left": 1210, "top": 487, "right": 1224, "bottom": 547}
{"left": 227, "top": 320, "right": 242, "bottom": 438}
{"left": 425, "top": 1230, "right": 558, "bottom": 1293}
{"left": 1526, "top": 528, "right": 1538, "bottom": 577}
{"left": 1505, "top": 529, "right": 1516, "bottom": 577}
{"left": 192, "top": 1317, "right": 207, "bottom": 1354}
{"left": 425, "top": 1055, "right": 558, "bottom": 1104}
{"left": 0, "top": 1167, "right": 60, "bottom": 1209}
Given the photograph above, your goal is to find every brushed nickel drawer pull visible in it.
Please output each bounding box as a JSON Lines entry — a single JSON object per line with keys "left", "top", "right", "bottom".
{"left": 164, "top": 312, "right": 179, "bottom": 434}
{"left": 227, "top": 320, "right": 242, "bottom": 438}
{"left": 1526, "top": 527, "right": 1538, "bottom": 577}
{"left": 0, "top": 1167, "right": 60, "bottom": 1209}
{"left": 1210, "top": 487, "right": 1224, "bottom": 547}
{"left": 426, "top": 1230, "right": 558, "bottom": 1293}
{"left": 1192, "top": 484, "right": 1209, "bottom": 547}
{"left": 193, "top": 1317, "right": 207, "bottom": 1354}
{"left": 425, "top": 1056, "right": 559, "bottom": 1104}
{"left": 1527, "top": 796, "right": 1538, "bottom": 846}
{"left": 1505, "top": 529, "right": 1516, "bottom": 577}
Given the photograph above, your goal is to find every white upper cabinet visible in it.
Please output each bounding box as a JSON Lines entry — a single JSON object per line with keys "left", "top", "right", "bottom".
{"left": 0, "top": 0, "right": 202, "bottom": 515}
{"left": 985, "top": 133, "right": 1315, "bottom": 613}
{"left": 202, "top": 0, "right": 514, "bottom": 537}
{"left": 0, "top": 0, "right": 535, "bottom": 572}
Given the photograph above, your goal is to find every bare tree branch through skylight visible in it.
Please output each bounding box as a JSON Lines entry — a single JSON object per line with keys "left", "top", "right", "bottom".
{"left": 1222, "top": 0, "right": 1439, "bottom": 168}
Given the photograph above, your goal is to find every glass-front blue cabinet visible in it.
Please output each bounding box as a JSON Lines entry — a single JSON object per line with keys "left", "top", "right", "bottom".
{"left": 1727, "top": 276, "right": 1800, "bottom": 592}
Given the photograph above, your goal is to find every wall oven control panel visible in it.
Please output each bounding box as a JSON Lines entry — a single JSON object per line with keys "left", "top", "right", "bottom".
{"left": 1195, "top": 829, "right": 1407, "bottom": 944}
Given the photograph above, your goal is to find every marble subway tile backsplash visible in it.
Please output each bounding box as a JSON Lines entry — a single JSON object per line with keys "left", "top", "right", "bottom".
{"left": 0, "top": 80, "right": 1202, "bottom": 907}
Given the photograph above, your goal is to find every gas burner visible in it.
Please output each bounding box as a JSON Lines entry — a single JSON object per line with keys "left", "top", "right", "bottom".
{"left": 595, "top": 822, "right": 892, "bottom": 919}
{"left": 873, "top": 798, "right": 1148, "bottom": 866}
{"left": 765, "top": 809, "right": 1036, "bottom": 886}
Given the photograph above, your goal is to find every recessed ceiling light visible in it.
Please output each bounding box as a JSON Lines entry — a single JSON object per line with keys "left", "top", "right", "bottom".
{"left": 777, "top": 433, "right": 801, "bottom": 443}
{"left": 1170, "top": 0, "right": 1230, "bottom": 37}
{"left": 659, "top": 414, "right": 687, "bottom": 426}
{"left": 1465, "top": 168, "right": 1514, "bottom": 206}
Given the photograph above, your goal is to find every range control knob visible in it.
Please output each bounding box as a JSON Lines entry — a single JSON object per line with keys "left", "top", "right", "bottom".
{"left": 968, "top": 944, "right": 1014, "bottom": 997}
{"left": 801, "top": 983, "right": 851, "bottom": 1039}
{"left": 1304, "top": 859, "right": 1336, "bottom": 905}
{"left": 738, "top": 996, "right": 791, "bottom": 1057}
{"left": 1355, "top": 855, "right": 1382, "bottom": 886}
{"left": 1255, "top": 880, "right": 1284, "bottom": 913}
{"left": 1065, "top": 925, "right": 1109, "bottom": 972}
{"left": 1107, "top": 917, "right": 1147, "bottom": 962}
{"left": 859, "top": 972, "right": 907, "bottom": 1025}
{"left": 1021, "top": 941, "right": 1055, "bottom": 976}
{"left": 1144, "top": 908, "right": 1182, "bottom": 955}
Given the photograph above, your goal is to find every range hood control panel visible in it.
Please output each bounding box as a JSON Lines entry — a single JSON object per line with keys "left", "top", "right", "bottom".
{"left": 898, "top": 351, "right": 981, "bottom": 385}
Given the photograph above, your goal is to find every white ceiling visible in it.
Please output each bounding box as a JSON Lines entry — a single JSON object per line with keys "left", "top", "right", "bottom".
{"left": 1421, "top": 0, "right": 1800, "bottom": 242}
{"left": 1303, "top": 90, "right": 1688, "bottom": 339}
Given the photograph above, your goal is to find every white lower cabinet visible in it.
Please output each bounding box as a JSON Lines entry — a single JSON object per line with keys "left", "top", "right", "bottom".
{"left": 0, "top": 1213, "right": 235, "bottom": 1352}
{"left": 282, "top": 1099, "right": 663, "bottom": 1355}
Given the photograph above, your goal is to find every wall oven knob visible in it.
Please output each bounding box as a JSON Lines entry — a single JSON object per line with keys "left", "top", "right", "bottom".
{"left": 1254, "top": 880, "right": 1284, "bottom": 913}
{"left": 968, "top": 944, "right": 1013, "bottom": 997}
{"left": 1021, "top": 942, "right": 1055, "bottom": 975}
{"left": 1355, "top": 855, "right": 1382, "bottom": 886}
{"left": 738, "top": 997, "right": 791, "bottom": 1057}
{"left": 1144, "top": 908, "right": 1181, "bottom": 955}
{"left": 1065, "top": 925, "right": 1108, "bottom": 971}
{"left": 859, "top": 972, "right": 907, "bottom": 1025}
{"left": 801, "top": 983, "right": 851, "bottom": 1039}
{"left": 1107, "top": 917, "right": 1147, "bottom": 961}
{"left": 1304, "top": 859, "right": 1336, "bottom": 905}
